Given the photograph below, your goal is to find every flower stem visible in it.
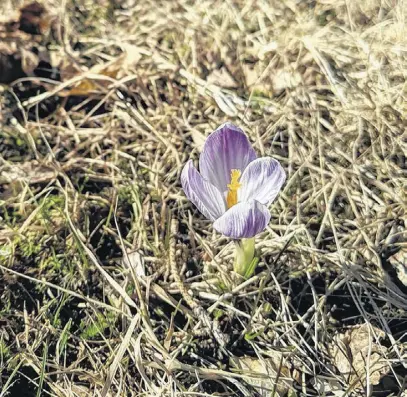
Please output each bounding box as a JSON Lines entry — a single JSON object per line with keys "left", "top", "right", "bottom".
{"left": 234, "top": 238, "right": 256, "bottom": 277}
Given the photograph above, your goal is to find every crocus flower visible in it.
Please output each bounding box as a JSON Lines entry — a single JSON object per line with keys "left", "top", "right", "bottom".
{"left": 181, "top": 122, "right": 286, "bottom": 239}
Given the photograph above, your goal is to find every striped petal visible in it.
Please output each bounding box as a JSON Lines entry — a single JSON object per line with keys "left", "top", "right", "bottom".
{"left": 213, "top": 200, "right": 270, "bottom": 239}
{"left": 199, "top": 123, "right": 256, "bottom": 193}
{"left": 239, "top": 157, "right": 286, "bottom": 206}
{"left": 181, "top": 160, "right": 226, "bottom": 221}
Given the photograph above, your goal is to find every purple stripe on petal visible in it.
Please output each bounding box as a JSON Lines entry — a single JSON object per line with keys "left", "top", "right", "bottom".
{"left": 239, "top": 157, "right": 286, "bottom": 206}
{"left": 213, "top": 200, "right": 270, "bottom": 239}
{"left": 181, "top": 160, "right": 226, "bottom": 221}
{"left": 199, "top": 123, "right": 256, "bottom": 193}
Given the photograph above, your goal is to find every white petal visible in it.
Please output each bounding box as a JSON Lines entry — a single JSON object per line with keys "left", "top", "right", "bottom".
{"left": 239, "top": 157, "right": 286, "bottom": 206}
{"left": 213, "top": 200, "right": 270, "bottom": 239}
{"left": 181, "top": 160, "right": 226, "bottom": 221}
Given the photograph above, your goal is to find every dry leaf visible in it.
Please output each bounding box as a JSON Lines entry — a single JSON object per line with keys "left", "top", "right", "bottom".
{"left": 242, "top": 63, "right": 272, "bottom": 95}
{"left": 207, "top": 67, "right": 237, "bottom": 88}
{"left": 313, "top": 377, "right": 344, "bottom": 396}
{"left": 122, "top": 251, "right": 145, "bottom": 278}
{"left": 243, "top": 64, "right": 262, "bottom": 88}
{"left": 0, "top": 161, "right": 56, "bottom": 185}
{"left": 20, "top": 47, "right": 39, "bottom": 75}
{"left": 231, "top": 352, "right": 297, "bottom": 396}
{"left": 329, "top": 324, "right": 390, "bottom": 389}
{"left": 60, "top": 45, "right": 142, "bottom": 97}
{"left": 68, "top": 384, "right": 93, "bottom": 397}
{"left": 388, "top": 248, "right": 407, "bottom": 287}
{"left": 272, "top": 68, "right": 301, "bottom": 94}
{"left": 258, "top": 41, "right": 278, "bottom": 60}
{"left": 60, "top": 58, "right": 121, "bottom": 96}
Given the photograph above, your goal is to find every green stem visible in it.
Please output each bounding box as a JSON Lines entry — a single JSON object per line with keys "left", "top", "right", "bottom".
{"left": 234, "top": 238, "right": 256, "bottom": 277}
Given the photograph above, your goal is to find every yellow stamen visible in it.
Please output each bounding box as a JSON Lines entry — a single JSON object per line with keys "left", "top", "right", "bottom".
{"left": 226, "top": 169, "right": 241, "bottom": 208}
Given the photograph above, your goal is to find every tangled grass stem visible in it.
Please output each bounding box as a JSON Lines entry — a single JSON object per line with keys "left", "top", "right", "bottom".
{"left": 169, "top": 218, "right": 229, "bottom": 348}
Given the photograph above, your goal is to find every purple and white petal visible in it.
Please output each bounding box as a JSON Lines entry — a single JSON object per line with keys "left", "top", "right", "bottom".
{"left": 239, "top": 157, "right": 286, "bottom": 206}
{"left": 181, "top": 160, "right": 226, "bottom": 221}
{"left": 199, "top": 123, "right": 256, "bottom": 193}
{"left": 213, "top": 200, "right": 270, "bottom": 239}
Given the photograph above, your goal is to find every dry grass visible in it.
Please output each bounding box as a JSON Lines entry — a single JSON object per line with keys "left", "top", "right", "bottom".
{"left": 0, "top": 0, "right": 406, "bottom": 396}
